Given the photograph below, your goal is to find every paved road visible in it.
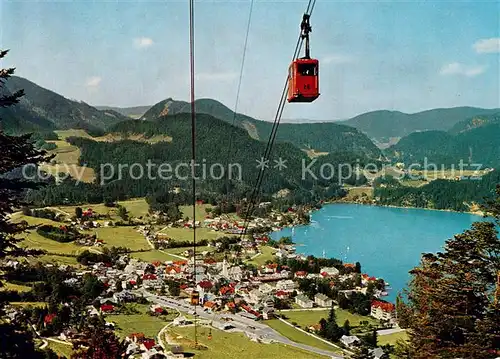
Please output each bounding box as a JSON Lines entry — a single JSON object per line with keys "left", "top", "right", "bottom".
{"left": 140, "top": 290, "right": 343, "bottom": 358}
{"left": 377, "top": 327, "right": 406, "bottom": 336}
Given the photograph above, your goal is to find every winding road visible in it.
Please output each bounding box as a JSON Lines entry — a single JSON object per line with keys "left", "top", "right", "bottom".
{"left": 140, "top": 290, "right": 343, "bottom": 358}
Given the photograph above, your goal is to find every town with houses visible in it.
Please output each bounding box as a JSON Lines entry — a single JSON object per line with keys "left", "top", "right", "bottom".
{"left": 2, "top": 202, "right": 402, "bottom": 359}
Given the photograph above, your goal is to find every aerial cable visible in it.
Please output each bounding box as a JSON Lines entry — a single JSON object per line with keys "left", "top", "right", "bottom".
{"left": 188, "top": 0, "right": 198, "bottom": 347}
{"left": 223, "top": 0, "right": 255, "bottom": 199}
{"left": 239, "top": 0, "right": 317, "bottom": 239}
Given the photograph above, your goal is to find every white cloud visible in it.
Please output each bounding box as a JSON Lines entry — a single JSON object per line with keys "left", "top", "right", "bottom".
{"left": 473, "top": 38, "right": 500, "bottom": 54}
{"left": 195, "top": 72, "right": 238, "bottom": 81}
{"left": 439, "top": 62, "right": 486, "bottom": 77}
{"left": 322, "top": 54, "right": 356, "bottom": 65}
{"left": 133, "top": 37, "right": 154, "bottom": 49}
{"left": 85, "top": 76, "right": 101, "bottom": 87}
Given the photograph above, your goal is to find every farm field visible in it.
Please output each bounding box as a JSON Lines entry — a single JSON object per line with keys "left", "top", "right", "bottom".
{"left": 166, "top": 325, "right": 329, "bottom": 359}
{"left": 409, "top": 168, "right": 489, "bottom": 180}
{"left": 130, "top": 250, "right": 185, "bottom": 262}
{"left": 344, "top": 186, "right": 374, "bottom": 200}
{"left": 94, "top": 226, "right": 149, "bottom": 251}
{"left": 46, "top": 340, "right": 73, "bottom": 358}
{"left": 156, "top": 227, "right": 222, "bottom": 243}
{"left": 107, "top": 304, "right": 173, "bottom": 339}
{"left": 265, "top": 319, "right": 342, "bottom": 353}
{"left": 378, "top": 330, "right": 409, "bottom": 346}
{"left": 247, "top": 245, "right": 277, "bottom": 266}
{"left": 43, "top": 132, "right": 96, "bottom": 183}
{"left": 281, "top": 309, "right": 378, "bottom": 328}
{"left": 55, "top": 198, "right": 150, "bottom": 220}
{"left": 0, "top": 281, "right": 33, "bottom": 292}
{"left": 179, "top": 204, "right": 213, "bottom": 220}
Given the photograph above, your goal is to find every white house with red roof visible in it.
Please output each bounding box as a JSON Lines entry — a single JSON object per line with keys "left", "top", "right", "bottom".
{"left": 370, "top": 300, "right": 396, "bottom": 322}
{"left": 320, "top": 267, "right": 339, "bottom": 278}
{"left": 294, "top": 270, "right": 308, "bottom": 279}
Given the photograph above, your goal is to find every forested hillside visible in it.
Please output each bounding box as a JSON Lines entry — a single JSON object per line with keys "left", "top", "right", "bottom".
{"left": 386, "top": 115, "right": 500, "bottom": 168}
{"left": 448, "top": 111, "right": 500, "bottom": 134}
{"left": 1, "top": 76, "right": 130, "bottom": 134}
{"left": 141, "top": 98, "right": 381, "bottom": 158}
{"left": 26, "top": 113, "right": 376, "bottom": 206}
{"left": 375, "top": 169, "right": 500, "bottom": 211}
{"left": 341, "top": 107, "right": 500, "bottom": 141}
{"left": 96, "top": 105, "right": 151, "bottom": 118}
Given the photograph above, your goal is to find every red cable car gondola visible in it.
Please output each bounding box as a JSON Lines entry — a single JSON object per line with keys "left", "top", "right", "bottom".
{"left": 287, "top": 14, "right": 319, "bottom": 103}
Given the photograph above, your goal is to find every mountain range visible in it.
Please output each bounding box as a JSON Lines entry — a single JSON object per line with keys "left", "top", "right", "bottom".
{"left": 140, "top": 98, "right": 382, "bottom": 158}
{"left": 95, "top": 105, "right": 151, "bottom": 119}
{"left": 340, "top": 107, "right": 500, "bottom": 141}
{"left": 385, "top": 111, "right": 500, "bottom": 168}
{"left": 1, "top": 75, "right": 499, "bottom": 167}
{"left": 0, "top": 76, "right": 130, "bottom": 135}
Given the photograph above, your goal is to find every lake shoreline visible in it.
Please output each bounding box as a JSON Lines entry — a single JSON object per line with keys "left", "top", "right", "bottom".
{"left": 271, "top": 203, "right": 482, "bottom": 303}
{"left": 326, "top": 199, "right": 485, "bottom": 217}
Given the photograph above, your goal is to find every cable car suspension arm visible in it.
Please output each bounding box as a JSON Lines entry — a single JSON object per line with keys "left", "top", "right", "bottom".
{"left": 301, "top": 14, "right": 312, "bottom": 59}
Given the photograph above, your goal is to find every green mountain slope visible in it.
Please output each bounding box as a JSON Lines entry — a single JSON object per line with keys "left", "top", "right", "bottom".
{"left": 386, "top": 119, "right": 500, "bottom": 168}
{"left": 95, "top": 105, "right": 151, "bottom": 118}
{"left": 26, "top": 112, "right": 370, "bottom": 206}
{"left": 341, "top": 107, "right": 500, "bottom": 140}
{"left": 375, "top": 169, "right": 500, "bottom": 211}
{"left": 1, "top": 76, "right": 130, "bottom": 134}
{"left": 448, "top": 112, "right": 500, "bottom": 135}
{"left": 0, "top": 84, "right": 56, "bottom": 134}
{"left": 141, "top": 98, "right": 381, "bottom": 158}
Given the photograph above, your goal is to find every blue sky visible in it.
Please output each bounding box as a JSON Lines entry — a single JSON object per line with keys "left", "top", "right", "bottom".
{"left": 1, "top": 0, "right": 499, "bottom": 121}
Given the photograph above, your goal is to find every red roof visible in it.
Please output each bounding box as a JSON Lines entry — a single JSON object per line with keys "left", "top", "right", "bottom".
{"left": 154, "top": 307, "right": 164, "bottom": 313}
{"left": 275, "top": 290, "right": 289, "bottom": 297}
{"left": 295, "top": 271, "right": 307, "bottom": 277}
{"left": 241, "top": 304, "right": 261, "bottom": 318}
{"left": 204, "top": 301, "right": 216, "bottom": 309}
{"left": 143, "top": 274, "right": 157, "bottom": 280}
{"left": 371, "top": 300, "right": 395, "bottom": 312}
{"left": 44, "top": 313, "right": 56, "bottom": 324}
{"left": 142, "top": 339, "right": 156, "bottom": 350}
{"left": 166, "top": 266, "right": 181, "bottom": 273}
{"left": 226, "top": 302, "right": 236, "bottom": 308}
{"left": 198, "top": 280, "right": 213, "bottom": 289}
{"left": 129, "top": 280, "right": 137, "bottom": 285}
{"left": 180, "top": 284, "right": 188, "bottom": 290}
{"left": 130, "top": 332, "right": 145, "bottom": 339}
{"left": 220, "top": 286, "right": 234, "bottom": 295}
{"left": 100, "top": 304, "right": 114, "bottom": 312}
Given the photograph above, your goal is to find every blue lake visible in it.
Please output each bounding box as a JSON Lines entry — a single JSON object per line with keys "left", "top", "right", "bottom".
{"left": 270, "top": 203, "right": 483, "bottom": 302}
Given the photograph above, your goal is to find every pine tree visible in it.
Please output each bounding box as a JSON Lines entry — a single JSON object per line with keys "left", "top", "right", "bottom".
{"left": 327, "top": 302, "right": 337, "bottom": 323}
{"left": 0, "top": 49, "right": 54, "bottom": 358}
{"left": 343, "top": 319, "right": 351, "bottom": 336}
{"left": 71, "top": 320, "right": 127, "bottom": 359}
{"left": 396, "top": 186, "right": 500, "bottom": 358}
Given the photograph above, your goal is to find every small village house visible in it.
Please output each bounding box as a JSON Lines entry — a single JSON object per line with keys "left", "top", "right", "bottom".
{"left": 295, "top": 294, "right": 314, "bottom": 308}
{"left": 340, "top": 335, "right": 361, "bottom": 348}
{"left": 320, "top": 267, "right": 340, "bottom": 277}
{"left": 370, "top": 300, "right": 396, "bottom": 322}
{"left": 314, "top": 293, "right": 333, "bottom": 307}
